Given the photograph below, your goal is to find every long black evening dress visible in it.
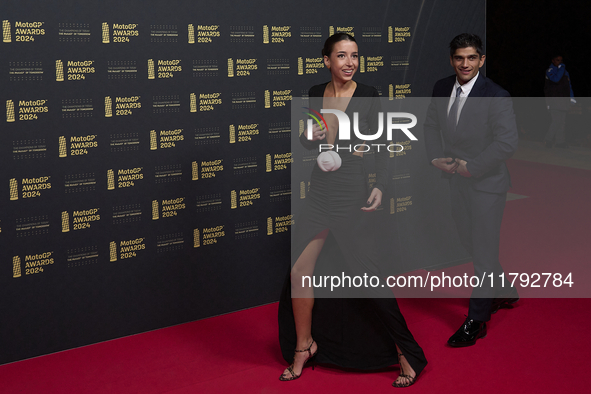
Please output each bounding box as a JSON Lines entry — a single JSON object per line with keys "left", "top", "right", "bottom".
{"left": 278, "top": 82, "right": 427, "bottom": 374}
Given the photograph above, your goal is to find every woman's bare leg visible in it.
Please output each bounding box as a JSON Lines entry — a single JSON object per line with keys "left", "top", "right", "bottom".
{"left": 281, "top": 229, "right": 328, "bottom": 379}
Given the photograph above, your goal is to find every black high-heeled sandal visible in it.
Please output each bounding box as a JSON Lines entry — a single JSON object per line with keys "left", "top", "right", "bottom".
{"left": 392, "top": 353, "right": 418, "bottom": 388}
{"left": 279, "top": 339, "right": 318, "bottom": 381}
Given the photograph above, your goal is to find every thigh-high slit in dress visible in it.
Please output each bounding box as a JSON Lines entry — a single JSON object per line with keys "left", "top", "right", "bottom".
{"left": 278, "top": 82, "right": 427, "bottom": 374}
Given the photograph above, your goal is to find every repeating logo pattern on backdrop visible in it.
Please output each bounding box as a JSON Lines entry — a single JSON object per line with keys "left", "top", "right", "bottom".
{"left": 2, "top": 18, "right": 417, "bottom": 274}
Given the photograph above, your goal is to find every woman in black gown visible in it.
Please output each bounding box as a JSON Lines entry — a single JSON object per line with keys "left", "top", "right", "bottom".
{"left": 278, "top": 33, "right": 427, "bottom": 388}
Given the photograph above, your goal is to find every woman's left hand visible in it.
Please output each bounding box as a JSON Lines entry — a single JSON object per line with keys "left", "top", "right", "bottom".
{"left": 361, "top": 188, "right": 382, "bottom": 211}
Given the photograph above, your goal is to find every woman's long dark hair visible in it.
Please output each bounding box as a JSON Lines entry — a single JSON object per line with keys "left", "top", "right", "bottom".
{"left": 322, "top": 33, "right": 356, "bottom": 57}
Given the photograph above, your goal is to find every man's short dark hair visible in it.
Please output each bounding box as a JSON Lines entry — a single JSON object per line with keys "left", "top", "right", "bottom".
{"left": 449, "top": 33, "right": 484, "bottom": 57}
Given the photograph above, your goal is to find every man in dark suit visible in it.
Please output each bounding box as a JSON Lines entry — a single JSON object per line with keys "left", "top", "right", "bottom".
{"left": 423, "top": 33, "right": 519, "bottom": 347}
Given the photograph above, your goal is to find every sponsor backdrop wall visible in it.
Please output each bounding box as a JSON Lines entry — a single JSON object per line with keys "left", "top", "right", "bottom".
{"left": 0, "top": 0, "right": 484, "bottom": 364}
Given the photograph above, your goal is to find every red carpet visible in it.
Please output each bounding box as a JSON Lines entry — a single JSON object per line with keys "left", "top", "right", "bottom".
{"left": 1, "top": 158, "right": 589, "bottom": 393}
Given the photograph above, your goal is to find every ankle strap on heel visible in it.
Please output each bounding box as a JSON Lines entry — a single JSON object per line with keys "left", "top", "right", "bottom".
{"left": 295, "top": 339, "right": 315, "bottom": 357}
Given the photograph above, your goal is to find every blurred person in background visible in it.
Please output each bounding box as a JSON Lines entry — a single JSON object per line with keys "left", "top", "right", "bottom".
{"left": 544, "top": 54, "right": 576, "bottom": 148}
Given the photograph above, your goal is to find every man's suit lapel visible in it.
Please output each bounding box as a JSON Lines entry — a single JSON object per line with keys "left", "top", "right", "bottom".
{"left": 468, "top": 73, "right": 486, "bottom": 98}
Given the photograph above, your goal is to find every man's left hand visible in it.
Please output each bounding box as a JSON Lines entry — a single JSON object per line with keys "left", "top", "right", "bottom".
{"left": 455, "top": 159, "right": 471, "bottom": 178}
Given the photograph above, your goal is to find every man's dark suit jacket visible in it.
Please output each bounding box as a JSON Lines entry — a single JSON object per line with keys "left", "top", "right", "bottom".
{"left": 423, "top": 74, "right": 518, "bottom": 193}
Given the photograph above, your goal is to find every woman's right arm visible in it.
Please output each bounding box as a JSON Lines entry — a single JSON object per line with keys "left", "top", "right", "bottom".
{"left": 299, "top": 86, "right": 327, "bottom": 150}
{"left": 299, "top": 123, "right": 326, "bottom": 150}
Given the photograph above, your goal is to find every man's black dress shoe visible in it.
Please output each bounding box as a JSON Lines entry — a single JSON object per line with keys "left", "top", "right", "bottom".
{"left": 447, "top": 318, "right": 487, "bottom": 347}
{"left": 491, "top": 296, "right": 519, "bottom": 314}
